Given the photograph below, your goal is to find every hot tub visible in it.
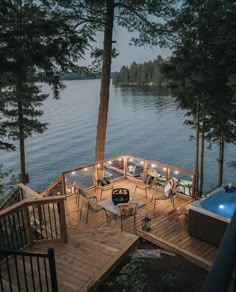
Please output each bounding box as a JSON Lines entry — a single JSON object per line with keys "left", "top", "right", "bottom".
{"left": 188, "top": 186, "right": 236, "bottom": 246}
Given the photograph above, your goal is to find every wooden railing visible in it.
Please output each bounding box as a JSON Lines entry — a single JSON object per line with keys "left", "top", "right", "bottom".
{"left": 59, "top": 154, "right": 196, "bottom": 198}
{"left": 0, "top": 196, "right": 67, "bottom": 251}
{"left": 0, "top": 248, "right": 58, "bottom": 292}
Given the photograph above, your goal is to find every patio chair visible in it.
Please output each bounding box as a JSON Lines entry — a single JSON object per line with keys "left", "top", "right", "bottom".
{"left": 152, "top": 181, "right": 176, "bottom": 209}
{"left": 92, "top": 174, "right": 114, "bottom": 200}
{"left": 78, "top": 194, "right": 108, "bottom": 224}
{"left": 134, "top": 175, "right": 157, "bottom": 198}
{"left": 118, "top": 203, "right": 137, "bottom": 231}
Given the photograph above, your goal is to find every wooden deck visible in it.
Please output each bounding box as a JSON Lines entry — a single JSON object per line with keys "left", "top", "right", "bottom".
{"left": 1, "top": 178, "right": 217, "bottom": 291}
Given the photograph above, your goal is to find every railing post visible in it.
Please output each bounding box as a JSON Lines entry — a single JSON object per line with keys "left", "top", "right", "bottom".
{"left": 192, "top": 169, "right": 196, "bottom": 199}
{"left": 22, "top": 204, "right": 33, "bottom": 245}
{"left": 48, "top": 248, "right": 58, "bottom": 292}
{"left": 166, "top": 167, "right": 170, "bottom": 181}
{"left": 59, "top": 200, "right": 67, "bottom": 243}
{"left": 124, "top": 155, "right": 127, "bottom": 178}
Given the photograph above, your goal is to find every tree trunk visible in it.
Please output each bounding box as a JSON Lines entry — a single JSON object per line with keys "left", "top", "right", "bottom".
{"left": 218, "top": 127, "right": 224, "bottom": 187}
{"left": 17, "top": 84, "right": 26, "bottom": 185}
{"left": 194, "top": 97, "right": 200, "bottom": 197}
{"left": 94, "top": 0, "right": 114, "bottom": 162}
{"left": 199, "top": 105, "right": 205, "bottom": 195}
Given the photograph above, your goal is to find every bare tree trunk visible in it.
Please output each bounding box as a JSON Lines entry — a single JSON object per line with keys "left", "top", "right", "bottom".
{"left": 218, "top": 127, "right": 224, "bottom": 187}
{"left": 194, "top": 97, "right": 200, "bottom": 197}
{"left": 199, "top": 105, "right": 205, "bottom": 195}
{"left": 95, "top": 0, "right": 114, "bottom": 162}
{"left": 17, "top": 83, "right": 26, "bottom": 185}
{"left": 17, "top": 0, "right": 26, "bottom": 184}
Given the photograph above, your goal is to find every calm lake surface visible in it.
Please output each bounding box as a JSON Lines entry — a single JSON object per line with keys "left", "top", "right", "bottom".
{"left": 1, "top": 79, "right": 236, "bottom": 194}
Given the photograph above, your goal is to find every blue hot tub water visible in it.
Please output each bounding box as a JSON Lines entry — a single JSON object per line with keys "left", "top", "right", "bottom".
{"left": 201, "top": 189, "right": 236, "bottom": 219}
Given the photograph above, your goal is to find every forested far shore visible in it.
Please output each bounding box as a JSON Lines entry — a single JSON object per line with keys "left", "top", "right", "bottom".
{"left": 112, "top": 56, "right": 168, "bottom": 86}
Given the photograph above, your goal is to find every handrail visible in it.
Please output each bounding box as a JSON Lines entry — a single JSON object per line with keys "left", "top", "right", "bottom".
{"left": 0, "top": 248, "right": 58, "bottom": 292}
{"left": 0, "top": 195, "right": 67, "bottom": 250}
{"left": 202, "top": 210, "right": 236, "bottom": 291}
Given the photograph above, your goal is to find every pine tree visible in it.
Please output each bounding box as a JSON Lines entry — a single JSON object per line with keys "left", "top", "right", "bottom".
{"left": 0, "top": 0, "right": 91, "bottom": 183}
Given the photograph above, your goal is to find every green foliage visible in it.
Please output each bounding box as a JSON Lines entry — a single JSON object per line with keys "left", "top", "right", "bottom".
{"left": 0, "top": 164, "right": 17, "bottom": 200}
{"left": 112, "top": 56, "right": 167, "bottom": 86}
{"left": 107, "top": 257, "right": 147, "bottom": 292}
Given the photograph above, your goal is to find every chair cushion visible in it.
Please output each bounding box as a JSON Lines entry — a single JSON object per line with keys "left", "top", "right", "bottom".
{"left": 97, "top": 177, "right": 110, "bottom": 186}
{"left": 145, "top": 175, "right": 154, "bottom": 185}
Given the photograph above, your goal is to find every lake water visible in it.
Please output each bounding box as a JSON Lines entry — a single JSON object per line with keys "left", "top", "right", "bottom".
{"left": 1, "top": 79, "right": 236, "bottom": 194}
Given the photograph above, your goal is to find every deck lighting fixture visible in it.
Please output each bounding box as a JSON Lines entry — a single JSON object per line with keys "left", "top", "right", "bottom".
{"left": 84, "top": 168, "right": 88, "bottom": 171}
{"left": 151, "top": 164, "right": 156, "bottom": 168}
{"left": 108, "top": 161, "right": 112, "bottom": 165}
{"left": 140, "top": 161, "right": 144, "bottom": 165}
{"left": 175, "top": 170, "right": 179, "bottom": 174}
{"left": 72, "top": 171, "right": 75, "bottom": 175}
{"left": 142, "top": 214, "right": 152, "bottom": 232}
{"left": 97, "top": 164, "right": 101, "bottom": 168}
{"left": 163, "top": 167, "right": 167, "bottom": 171}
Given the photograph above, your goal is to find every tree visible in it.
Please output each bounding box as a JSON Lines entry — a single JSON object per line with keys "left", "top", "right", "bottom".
{"left": 0, "top": 0, "right": 90, "bottom": 184}
{"left": 162, "top": 0, "right": 236, "bottom": 192}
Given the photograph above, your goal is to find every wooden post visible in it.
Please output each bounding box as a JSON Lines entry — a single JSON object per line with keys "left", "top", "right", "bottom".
{"left": 192, "top": 169, "right": 196, "bottom": 199}
{"left": 61, "top": 173, "right": 66, "bottom": 197}
{"left": 59, "top": 200, "right": 67, "bottom": 243}
{"left": 166, "top": 168, "right": 170, "bottom": 181}
{"left": 124, "top": 155, "right": 127, "bottom": 178}
{"left": 143, "top": 160, "right": 148, "bottom": 179}
{"left": 48, "top": 248, "right": 59, "bottom": 292}
{"left": 22, "top": 205, "right": 33, "bottom": 245}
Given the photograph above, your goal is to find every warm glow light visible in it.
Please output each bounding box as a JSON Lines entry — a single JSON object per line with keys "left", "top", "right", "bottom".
{"left": 140, "top": 161, "right": 144, "bottom": 165}
{"left": 175, "top": 170, "right": 179, "bottom": 174}
{"left": 97, "top": 164, "right": 101, "bottom": 168}
{"left": 72, "top": 171, "right": 75, "bottom": 175}
{"left": 84, "top": 167, "right": 88, "bottom": 171}
{"left": 163, "top": 167, "right": 167, "bottom": 171}
{"left": 57, "top": 192, "right": 61, "bottom": 195}
{"left": 108, "top": 161, "right": 112, "bottom": 165}
{"left": 119, "top": 158, "right": 122, "bottom": 161}
{"left": 191, "top": 175, "right": 193, "bottom": 178}
{"left": 151, "top": 164, "right": 156, "bottom": 167}
{"left": 129, "top": 159, "right": 133, "bottom": 162}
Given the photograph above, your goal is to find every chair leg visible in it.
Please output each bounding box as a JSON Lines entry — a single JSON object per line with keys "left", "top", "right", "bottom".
{"left": 100, "top": 189, "right": 103, "bottom": 200}
{"left": 86, "top": 208, "right": 89, "bottom": 224}
{"left": 80, "top": 206, "right": 82, "bottom": 220}
{"left": 145, "top": 189, "right": 147, "bottom": 199}
{"left": 120, "top": 216, "right": 123, "bottom": 231}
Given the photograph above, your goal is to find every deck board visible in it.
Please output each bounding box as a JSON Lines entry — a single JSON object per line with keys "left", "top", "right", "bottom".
{"left": 1, "top": 178, "right": 218, "bottom": 291}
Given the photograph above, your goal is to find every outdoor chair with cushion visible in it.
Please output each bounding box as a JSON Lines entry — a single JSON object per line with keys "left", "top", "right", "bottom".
{"left": 92, "top": 174, "right": 114, "bottom": 200}
{"left": 134, "top": 175, "right": 157, "bottom": 198}
{"left": 78, "top": 194, "right": 108, "bottom": 224}
{"left": 118, "top": 203, "right": 137, "bottom": 231}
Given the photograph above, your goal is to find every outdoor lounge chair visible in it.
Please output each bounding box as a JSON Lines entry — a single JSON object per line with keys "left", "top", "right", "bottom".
{"left": 92, "top": 174, "right": 113, "bottom": 200}
{"left": 134, "top": 175, "right": 157, "bottom": 198}
{"left": 78, "top": 194, "right": 108, "bottom": 224}
{"left": 118, "top": 203, "right": 137, "bottom": 231}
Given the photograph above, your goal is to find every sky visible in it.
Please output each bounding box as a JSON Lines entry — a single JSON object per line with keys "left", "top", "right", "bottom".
{"left": 81, "top": 26, "right": 171, "bottom": 72}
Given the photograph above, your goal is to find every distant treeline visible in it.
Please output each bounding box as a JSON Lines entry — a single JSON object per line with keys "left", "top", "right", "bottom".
{"left": 34, "top": 70, "right": 100, "bottom": 81}
{"left": 59, "top": 71, "right": 100, "bottom": 80}
{"left": 112, "top": 56, "right": 168, "bottom": 86}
